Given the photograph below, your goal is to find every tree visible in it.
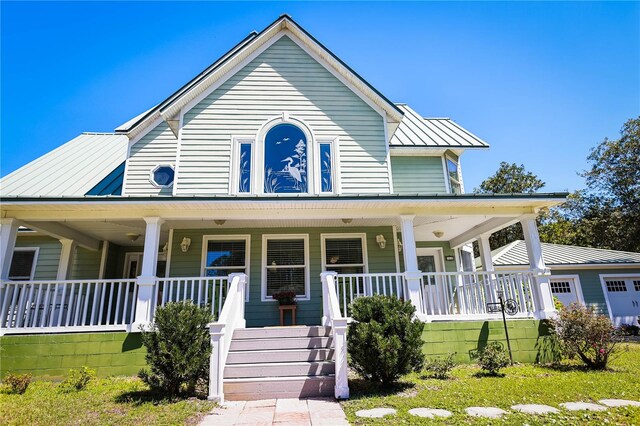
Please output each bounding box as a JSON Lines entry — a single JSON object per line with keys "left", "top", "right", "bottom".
{"left": 476, "top": 162, "right": 545, "bottom": 194}
{"left": 474, "top": 162, "right": 545, "bottom": 249}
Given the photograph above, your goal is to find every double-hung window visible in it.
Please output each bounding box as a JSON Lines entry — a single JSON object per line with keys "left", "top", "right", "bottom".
{"left": 262, "top": 235, "right": 309, "bottom": 301}
{"left": 9, "top": 248, "right": 38, "bottom": 281}
{"left": 322, "top": 235, "right": 367, "bottom": 274}
{"left": 202, "top": 236, "right": 250, "bottom": 299}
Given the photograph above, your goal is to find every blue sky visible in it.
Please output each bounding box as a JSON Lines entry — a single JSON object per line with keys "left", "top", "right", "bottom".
{"left": 2, "top": 1, "right": 638, "bottom": 192}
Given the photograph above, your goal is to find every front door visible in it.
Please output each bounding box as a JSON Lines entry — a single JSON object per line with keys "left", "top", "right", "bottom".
{"left": 417, "top": 249, "right": 445, "bottom": 314}
{"left": 550, "top": 276, "right": 583, "bottom": 307}
{"left": 123, "top": 253, "right": 143, "bottom": 278}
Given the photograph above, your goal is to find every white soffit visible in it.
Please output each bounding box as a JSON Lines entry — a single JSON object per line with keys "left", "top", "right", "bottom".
{"left": 390, "top": 104, "right": 489, "bottom": 149}
{"left": 0, "top": 133, "right": 128, "bottom": 197}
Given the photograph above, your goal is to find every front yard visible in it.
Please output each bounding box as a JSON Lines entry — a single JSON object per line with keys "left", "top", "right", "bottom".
{"left": 341, "top": 341, "right": 640, "bottom": 425}
{"left": 0, "top": 376, "right": 214, "bottom": 426}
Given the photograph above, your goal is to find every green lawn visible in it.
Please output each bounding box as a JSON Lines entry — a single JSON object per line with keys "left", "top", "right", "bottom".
{"left": 341, "top": 342, "right": 640, "bottom": 425}
{"left": 0, "top": 376, "right": 214, "bottom": 426}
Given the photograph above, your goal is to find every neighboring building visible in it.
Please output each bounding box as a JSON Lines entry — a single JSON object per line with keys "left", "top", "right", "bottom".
{"left": 479, "top": 240, "right": 640, "bottom": 327}
{"left": 1, "top": 15, "right": 567, "bottom": 400}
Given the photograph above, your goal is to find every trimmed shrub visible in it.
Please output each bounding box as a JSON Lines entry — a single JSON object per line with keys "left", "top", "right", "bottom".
{"left": 619, "top": 323, "right": 640, "bottom": 336}
{"left": 347, "top": 295, "right": 424, "bottom": 386}
{"left": 478, "top": 342, "right": 510, "bottom": 376}
{"left": 58, "top": 367, "right": 95, "bottom": 393}
{"left": 3, "top": 373, "right": 32, "bottom": 394}
{"left": 139, "top": 301, "right": 212, "bottom": 396}
{"left": 424, "top": 353, "right": 456, "bottom": 380}
{"left": 550, "top": 303, "right": 622, "bottom": 369}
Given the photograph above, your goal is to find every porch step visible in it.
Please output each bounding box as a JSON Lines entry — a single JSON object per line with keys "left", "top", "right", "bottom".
{"left": 233, "top": 326, "right": 331, "bottom": 339}
{"left": 225, "top": 361, "right": 335, "bottom": 378}
{"left": 224, "top": 376, "right": 335, "bottom": 401}
{"left": 227, "top": 348, "right": 334, "bottom": 364}
{"left": 224, "top": 326, "right": 335, "bottom": 400}
{"left": 229, "top": 336, "right": 332, "bottom": 351}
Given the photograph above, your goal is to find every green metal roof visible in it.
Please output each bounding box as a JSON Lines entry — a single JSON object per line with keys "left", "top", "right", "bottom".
{"left": 488, "top": 240, "right": 640, "bottom": 266}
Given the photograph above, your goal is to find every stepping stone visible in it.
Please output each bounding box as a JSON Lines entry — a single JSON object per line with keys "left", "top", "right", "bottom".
{"left": 599, "top": 399, "right": 640, "bottom": 408}
{"left": 511, "top": 404, "right": 559, "bottom": 415}
{"left": 465, "top": 407, "right": 508, "bottom": 418}
{"left": 408, "top": 408, "right": 453, "bottom": 418}
{"left": 559, "top": 402, "right": 607, "bottom": 411}
{"left": 355, "top": 408, "right": 397, "bottom": 418}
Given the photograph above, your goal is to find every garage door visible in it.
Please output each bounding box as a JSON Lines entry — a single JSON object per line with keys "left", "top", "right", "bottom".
{"left": 602, "top": 276, "right": 640, "bottom": 326}
{"left": 550, "top": 277, "right": 582, "bottom": 307}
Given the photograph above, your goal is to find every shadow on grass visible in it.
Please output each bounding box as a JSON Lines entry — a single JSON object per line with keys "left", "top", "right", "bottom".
{"left": 115, "top": 389, "right": 208, "bottom": 406}
{"left": 347, "top": 377, "right": 416, "bottom": 400}
{"left": 472, "top": 371, "right": 506, "bottom": 378}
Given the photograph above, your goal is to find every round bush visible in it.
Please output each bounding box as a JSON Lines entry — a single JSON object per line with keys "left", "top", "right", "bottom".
{"left": 347, "top": 295, "right": 424, "bottom": 385}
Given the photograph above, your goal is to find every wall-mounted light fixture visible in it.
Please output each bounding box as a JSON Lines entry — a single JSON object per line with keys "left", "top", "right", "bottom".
{"left": 397, "top": 240, "right": 403, "bottom": 253}
{"left": 214, "top": 219, "right": 226, "bottom": 226}
{"left": 341, "top": 218, "right": 352, "bottom": 224}
{"left": 126, "top": 233, "right": 140, "bottom": 242}
{"left": 433, "top": 230, "right": 444, "bottom": 238}
{"left": 376, "top": 234, "right": 387, "bottom": 249}
{"left": 161, "top": 242, "right": 169, "bottom": 257}
{"left": 180, "top": 237, "right": 191, "bottom": 253}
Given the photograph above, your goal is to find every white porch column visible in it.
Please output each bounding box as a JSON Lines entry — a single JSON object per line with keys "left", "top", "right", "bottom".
{"left": 0, "top": 218, "right": 20, "bottom": 280}
{"left": 332, "top": 317, "right": 349, "bottom": 399}
{"left": 57, "top": 239, "right": 76, "bottom": 280}
{"left": 477, "top": 234, "right": 494, "bottom": 272}
{"left": 134, "top": 217, "right": 164, "bottom": 328}
{"left": 521, "top": 217, "right": 556, "bottom": 318}
{"left": 399, "top": 215, "right": 424, "bottom": 316}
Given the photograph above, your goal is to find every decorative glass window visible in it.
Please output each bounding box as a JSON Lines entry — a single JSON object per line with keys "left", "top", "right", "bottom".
{"left": 263, "top": 235, "right": 309, "bottom": 300}
{"left": 635, "top": 280, "right": 640, "bottom": 292}
{"left": 551, "top": 281, "right": 572, "bottom": 294}
{"left": 606, "top": 280, "right": 627, "bottom": 292}
{"left": 324, "top": 237, "right": 365, "bottom": 274}
{"left": 264, "top": 124, "right": 308, "bottom": 193}
{"left": 204, "top": 239, "right": 248, "bottom": 277}
{"left": 446, "top": 158, "right": 461, "bottom": 194}
{"left": 319, "top": 143, "right": 333, "bottom": 193}
{"left": 9, "top": 249, "right": 38, "bottom": 281}
{"left": 238, "top": 143, "right": 252, "bottom": 193}
{"left": 150, "top": 164, "right": 175, "bottom": 187}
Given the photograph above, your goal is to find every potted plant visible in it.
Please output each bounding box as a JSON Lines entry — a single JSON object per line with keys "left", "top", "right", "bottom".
{"left": 272, "top": 291, "right": 297, "bottom": 306}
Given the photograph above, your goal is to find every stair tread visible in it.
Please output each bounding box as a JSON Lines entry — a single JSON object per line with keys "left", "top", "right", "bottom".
{"left": 225, "top": 374, "right": 335, "bottom": 382}
{"left": 229, "top": 348, "right": 333, "bottom": 353}
{"left": 226, "top": 360, "right": 335, "bottom": 367}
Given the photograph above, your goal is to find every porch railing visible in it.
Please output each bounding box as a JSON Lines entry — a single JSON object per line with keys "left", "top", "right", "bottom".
{"left": 0, "top": 279, "right": 137, "bottom": 333}
{"left": 421, "top": 271, "right": 537, "bottom": 319}
{"left": 332, "top": 270, "right": 537, "bottom": 321}
{"left": 334, "top": 273, "right": 406, "bottom": 316}
{"left": 157, "top": 277, "right": 229, "bottom": 320}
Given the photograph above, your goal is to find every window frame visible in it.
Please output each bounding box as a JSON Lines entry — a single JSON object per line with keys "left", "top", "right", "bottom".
{"left": 201, "top": 235, "right": 251, "bottom": 301}
{"left": 315, "top": 137, "right": 340, "bottom": 195}
{"left": 445, "top": 155, "right": 462, "bottom": 194}
{"left": 320, "top": 233, "right": 368, "bottom": 274}
{"left": 9, "top": 247, "right": 39, "bottom": 281}
{"left": 229, "top": 136, "right": 256, "bottom": 195}
{"left": 261, "top": 233, "right": 310, "bottom": 302}
{"left": 149, "top": 164, "right": 175, "bottom": 188}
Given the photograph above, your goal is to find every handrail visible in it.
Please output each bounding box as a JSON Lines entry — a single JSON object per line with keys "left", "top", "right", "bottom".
{"left": 321, "top": 271, "right": 349, "bottom": 400}
{"left": 207, "top": 273, "right": 247, "bottom": 403}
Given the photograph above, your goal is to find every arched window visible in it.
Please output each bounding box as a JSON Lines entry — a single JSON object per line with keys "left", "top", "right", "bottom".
{"left": 263, "top": 123, "right": 308, "bottom": 193}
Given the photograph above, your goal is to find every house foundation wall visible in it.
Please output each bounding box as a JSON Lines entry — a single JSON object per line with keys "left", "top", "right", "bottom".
{"left": 422, "top": 319, "right": 558, "bottom": 364}
{"left": 0, "top": 332, "right": 146, "bottom": 379}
